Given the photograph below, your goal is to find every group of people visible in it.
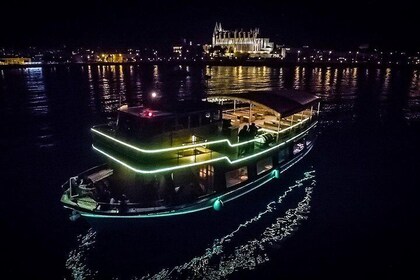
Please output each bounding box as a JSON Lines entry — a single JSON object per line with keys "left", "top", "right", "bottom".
{"left": 238, "top": 122, "right": 259, "bottom": 156}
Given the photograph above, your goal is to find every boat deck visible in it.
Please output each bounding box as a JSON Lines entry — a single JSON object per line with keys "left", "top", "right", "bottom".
{"left": 223, "top": 108, "right": 311, "bottom": 132}
{"left": 92, "top": 109, "right": 316, "bottom": 173}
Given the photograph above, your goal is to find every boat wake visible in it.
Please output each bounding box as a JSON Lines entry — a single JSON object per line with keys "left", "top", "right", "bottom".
{"left": 65, "top": 169, "right": 316, "bottom": 280}
{"left": 66, "top": 228, "right": 98, "bottom": 279}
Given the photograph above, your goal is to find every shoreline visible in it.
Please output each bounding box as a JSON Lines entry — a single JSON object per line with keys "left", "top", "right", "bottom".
{"left": 1, "top": 60, "right": 418, "bottom": 69}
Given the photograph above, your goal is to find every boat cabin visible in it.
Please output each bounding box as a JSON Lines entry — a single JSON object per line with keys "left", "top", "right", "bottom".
{"left": 115, "top": 101, "right": 223, "bottom": 141}
{"left": 69, "top": 90, "right": 320, "bottom": 213}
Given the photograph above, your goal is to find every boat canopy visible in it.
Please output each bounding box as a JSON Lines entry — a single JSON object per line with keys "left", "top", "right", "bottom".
{"left": 119, "top": 100, "right": 222, "bottom": 119}
{"left": 208, "top": 90, "right": 319, "bottom": 118}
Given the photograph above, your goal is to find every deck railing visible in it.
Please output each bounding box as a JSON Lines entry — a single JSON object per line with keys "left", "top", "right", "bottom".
{"left": 91, "top": 114, "right": 318, "bottom": 171}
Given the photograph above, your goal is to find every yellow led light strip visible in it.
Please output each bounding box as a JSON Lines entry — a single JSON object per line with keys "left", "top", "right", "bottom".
{"left": 79, "top": 145, "right": 314, "bottom": 219}
{"left": 91, "top": 116, "right": 311, "bottom": 154}
{"left": 92, "top": 122, "right": 317, "bottom": 174}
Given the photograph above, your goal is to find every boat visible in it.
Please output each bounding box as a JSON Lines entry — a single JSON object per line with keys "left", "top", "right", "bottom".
{"left": 60, "top": 90, "right": 320, "bottom": 227}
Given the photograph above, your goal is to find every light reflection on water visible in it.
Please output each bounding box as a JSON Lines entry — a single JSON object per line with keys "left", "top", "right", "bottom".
{"left": 207, "top": 66, "right": 274, "bottom": 94}
{"left": 66, "top": 229, "right": 98, "bottom": 280}
{"left": 1, "top": 65, "right": 418, "bottom": 151}
{"left": 23, "top": 67, "right": 58, "bottom": 148}
{"left": 1, "top": 64, "right": 419, "bottom": 279}
{"left": 404, "top": 70, "right": 420, "bottom": 121}
{"left": 14, "top": 65, "right": 415, "bottom": 125}
{"left": 66, "top": 169, "right": 316, "bottom": 280}
{"left": 24, "top": 67, "right": 47, "bottom": 116}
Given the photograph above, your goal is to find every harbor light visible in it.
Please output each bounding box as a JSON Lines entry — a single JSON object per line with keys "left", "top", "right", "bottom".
{"left": 213, "top": 198, "right": 224, "bottom": 211}
{"left": 151, "top": 91, "right": 157, "bottom": 98}
{"left": 272, "top": 169, "right": 280, "bottom": 179}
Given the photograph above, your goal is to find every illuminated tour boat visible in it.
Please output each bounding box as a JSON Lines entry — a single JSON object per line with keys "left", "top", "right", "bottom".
{"left": 60, "top": 90, "right": 320, "bottom": 225}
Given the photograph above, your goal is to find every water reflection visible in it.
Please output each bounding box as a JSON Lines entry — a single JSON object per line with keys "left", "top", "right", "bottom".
{"left": 381, "top": 68, "right": 392, "bottom": 97}
{"left": 24, "top": 67, "right": 47, "bottom": 116}
{"left": 65, "top": 169, "right": 316, "bottom": 279}
{"left": 404, "top": 70, "right": 420, "bottom": 122}
{"left": 66, "top": 229, "right": 98, "bottom": 279}
{"left": 22, "top": 67, "right": 58, "bottom": 148}
{"left": 207, "top": 66, "right": 273, "bottom": 94}
{"left": 1, "top": 64, "right": 418, "bottom": 279}
{"left": 146, "top": 170, "right": 315, "bottom": 280}
{"left": 40, "top": 65, "right": 416, "bottom": 128}
{"left": 1, "top": 64, "right": 417, "bottom": 151}
{"left": 377, "top": 68, "right": 393, "bottom": 122}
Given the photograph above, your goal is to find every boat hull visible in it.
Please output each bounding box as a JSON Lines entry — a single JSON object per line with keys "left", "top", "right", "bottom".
{"left": 73, "top": 142, "right": 315, "bottom": 231}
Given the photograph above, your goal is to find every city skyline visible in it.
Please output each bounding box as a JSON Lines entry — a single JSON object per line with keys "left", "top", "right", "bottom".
{"left": 1, "top": 1, "right": 417, "bottom": 51}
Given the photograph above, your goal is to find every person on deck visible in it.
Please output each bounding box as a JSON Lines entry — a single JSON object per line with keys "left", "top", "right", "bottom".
{"left": 248, "top": 122, "right": 258, "bottom": 153}
{"left": 238, "top": 125, "right": 248, "bottom": 156}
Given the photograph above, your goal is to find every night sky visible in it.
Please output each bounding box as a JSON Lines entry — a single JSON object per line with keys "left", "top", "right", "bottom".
{"left": 0, "top": 0, "right": 417, "bottom": 51}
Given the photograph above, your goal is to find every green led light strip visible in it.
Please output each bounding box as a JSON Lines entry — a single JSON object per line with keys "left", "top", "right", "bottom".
{"left": 92, "top": 145, "right": 224, "bottom": 173}
{"left": 79, "top": 146, "right": 314, "bottom": 219}
{"left": 92, "top": 128, "right": 259, "bottom": 153}
{"left": 91, "top": 116, "right": 311, "bottom": 154}
{"left": 92, "top": 122, "right": 317, "bottom": 174}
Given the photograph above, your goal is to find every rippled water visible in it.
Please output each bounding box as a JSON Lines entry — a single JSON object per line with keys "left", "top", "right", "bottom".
{"left": 66, "top": 170, "right": 315, "bottom": 280}
{"left": 142, "top": 171, "right": 315, "bottom": 280}
{"left": 1, "top": 65, "right": 419, "bottom": 279}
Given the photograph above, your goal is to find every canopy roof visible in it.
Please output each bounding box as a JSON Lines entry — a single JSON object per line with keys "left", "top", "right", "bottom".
{"left": 118, "top": 100, "right": 221, "bottom": 119}
{"left": 209, "top": 90, "right": 319, "bottom": 117}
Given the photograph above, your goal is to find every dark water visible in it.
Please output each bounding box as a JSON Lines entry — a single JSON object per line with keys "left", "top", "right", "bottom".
{"left": 1, "top": 65, "right": 419, "bottom": 279}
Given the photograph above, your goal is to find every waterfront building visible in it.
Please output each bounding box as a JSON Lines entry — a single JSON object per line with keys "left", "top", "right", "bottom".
{"left": 0, "top": 57, "right": 31, "bottom": 65}
{"left": 212, "top": 22, "right": 274, "bottom": 57}
{"left": 172, "top": 39, "right": 205, "bottom": 60}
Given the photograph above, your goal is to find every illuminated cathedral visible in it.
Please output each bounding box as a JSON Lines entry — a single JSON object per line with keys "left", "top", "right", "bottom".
{"left": 212, "top": 22, "right": 274, "bottom": 57}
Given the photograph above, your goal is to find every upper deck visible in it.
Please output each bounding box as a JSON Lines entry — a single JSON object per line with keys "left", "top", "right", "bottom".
{"left": 91, "top": 90, "right": 320, "bottom": 173}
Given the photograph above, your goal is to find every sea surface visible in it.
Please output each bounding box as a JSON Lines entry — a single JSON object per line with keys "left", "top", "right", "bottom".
{"left": 1, "top": 65, "right": 419, "bottom": 279}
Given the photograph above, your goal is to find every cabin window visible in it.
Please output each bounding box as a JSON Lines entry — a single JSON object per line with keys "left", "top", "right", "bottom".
{"left": 293, "top": 141, "right": 305, "bottom": 155}
{"left": 257, "top": 157, "right": 273, "bottom": 175}
{"left": 225, "top": 167, "right": 248, "bottom": 188}
{"left": 199, "top": 165, "right": 215, "bottom": 192}
{"left": 278, "top": 148, "right": 289, "bottom": 163}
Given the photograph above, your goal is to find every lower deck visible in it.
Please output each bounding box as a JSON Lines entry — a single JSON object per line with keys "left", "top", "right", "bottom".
{"left": 62, "top": 126, "right": 317, "bottom": 216}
